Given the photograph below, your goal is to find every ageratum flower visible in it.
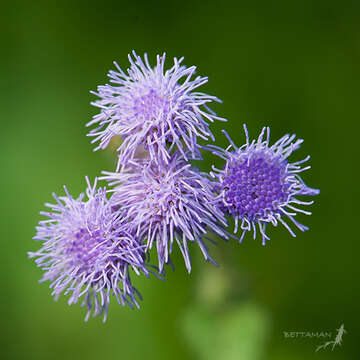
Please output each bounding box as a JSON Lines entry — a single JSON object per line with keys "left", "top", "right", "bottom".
{"left": 28, "top": 178, "right": 149, "bottom": 322}
{"left": 102, "top": 153, "right": 228, "bottom": 273}
{"left": 87, "top": 51, "right": 225, "bottom": 168}
{"left": 207, "top": 125, "right": 319, "bottom": 244}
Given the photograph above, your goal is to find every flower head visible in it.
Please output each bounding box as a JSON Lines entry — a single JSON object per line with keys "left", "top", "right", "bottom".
{"left": 87, "top": 51, "right": 225, "bottom": 168}
{"left": 29, "top": 178, "right": 148, "bottom": 321}
{"left": 208, "top": 125, "right": 319, "bottom": 244}
{"left": 102, "top": 153, "right": 228, "bottom": 273}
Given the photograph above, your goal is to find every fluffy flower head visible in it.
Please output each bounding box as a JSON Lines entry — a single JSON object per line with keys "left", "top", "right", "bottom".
{"left": 208, "top": 125, "right": 319, "bottom": 244}
{"left": 29, "top": 178, "right": 148, "bottom": 321}
{"left": 88, "top": 51, "right": 225, "bottom": 168}
{"left": 103, "top": 153, "right": 228, "bottom": 273}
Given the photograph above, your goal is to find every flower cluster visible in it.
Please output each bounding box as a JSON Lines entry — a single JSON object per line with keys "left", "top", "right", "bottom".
{"left": 29, "top": 52, "right": 319, "bottom": 321}
{"left": 29, "top": 178, "right": 149, "bottom": 321}
{"left": 87, "top": 52, "right": 225, "bottom": 168}
{"left": 207, "top": 125, "right": 319, "bottom": 244}
{"left": 102, "top": 153, "right": 228, "bottom": 273}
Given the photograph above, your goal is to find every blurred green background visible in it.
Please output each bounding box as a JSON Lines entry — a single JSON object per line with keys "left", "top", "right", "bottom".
{"left": 1, "top": 0, "right": 359, "bottom": 359}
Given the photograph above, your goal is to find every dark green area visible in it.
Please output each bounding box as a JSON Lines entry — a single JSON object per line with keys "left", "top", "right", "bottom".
{"left": 0, "top": 0, "right": 358, "bottom": 359}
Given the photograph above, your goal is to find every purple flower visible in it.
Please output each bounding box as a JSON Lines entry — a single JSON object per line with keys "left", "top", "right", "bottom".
{"left": 87, "top": 51, "right": 225, "bottom": 168}
{"left": 29, "top": 178, "right": 149, "bottom": 322}
{"left": 102, "top": 153, "right": 228, "bottom": 273}
{"left": 207, "top": 125, "right": 319, "bottom": 244}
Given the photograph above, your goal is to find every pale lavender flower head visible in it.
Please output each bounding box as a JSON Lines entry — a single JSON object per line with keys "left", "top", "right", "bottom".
{"left": 102, "top": 153, "right": 228, "bottom": 273}
{"left": 208, "top": 125, "right": 319, "bottom": 244}
{"left": 29, "top": 178, "right": 148, "bottom": 322}
{"left": 87, "top": 51, "right": 225, "bottom": 168}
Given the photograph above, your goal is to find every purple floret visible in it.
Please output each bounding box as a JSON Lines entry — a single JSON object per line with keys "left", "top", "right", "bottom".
{"left": 207, "top": 125, "right": 319, "bottom": 244}
{"left": 29, "top": 177, "right": 149, "bottom": 321}
{"left": 87, "top": 51, "right": 226, "bottom": 169}
{"left": 102, "top": 153, "right": 228, "bottom": 273}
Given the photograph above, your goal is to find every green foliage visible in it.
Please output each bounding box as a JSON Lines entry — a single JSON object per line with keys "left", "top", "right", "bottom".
{"left": 181, "top": 303, "right": 269, "bottom": 360}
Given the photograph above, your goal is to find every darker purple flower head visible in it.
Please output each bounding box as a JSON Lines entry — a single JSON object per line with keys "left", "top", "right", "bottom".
{"left": 87, "top": 51, "right": 225, "bottom": 169}
{"left": 29, "top": 178, "right": 149, "bottom": 321}
{"left": 102, "top": 153, "right": 228, "bottom": 273}
{"left": 207, "top": 125, "right": 319, "bottom": 244}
